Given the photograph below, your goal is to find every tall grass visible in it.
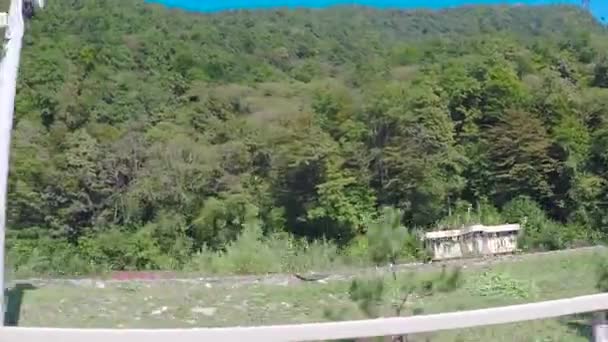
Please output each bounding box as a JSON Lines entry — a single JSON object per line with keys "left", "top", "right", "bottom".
{"left": 184, "top": 224, "right": 348, "bottom": 275}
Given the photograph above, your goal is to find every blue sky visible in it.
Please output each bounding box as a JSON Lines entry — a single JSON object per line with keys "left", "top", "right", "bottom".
{"left": 147, "top": 0, "right": 608, "bottom": 20}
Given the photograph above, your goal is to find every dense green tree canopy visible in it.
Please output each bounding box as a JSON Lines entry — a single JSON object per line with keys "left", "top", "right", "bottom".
{"left": 6, "top": 1, "right": 608, "bottom": 273}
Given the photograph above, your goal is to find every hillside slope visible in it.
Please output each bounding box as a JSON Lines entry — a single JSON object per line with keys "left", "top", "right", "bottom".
{"left": 7, "top": 1, "right": 608, "bottom": 273}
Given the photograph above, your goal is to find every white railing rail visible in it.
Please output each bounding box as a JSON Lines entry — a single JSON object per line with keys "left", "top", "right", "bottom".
{"left": 1, "top": 293, "right": 607, "bottom": 342}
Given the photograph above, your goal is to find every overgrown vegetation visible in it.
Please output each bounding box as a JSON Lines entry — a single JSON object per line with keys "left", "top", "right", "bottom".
{"left": 597, "top": 254, "right": 608, "bottom": 292}
{"left": 324, "top": 210, "right": 463, "bottom": 342}
{"left": 466, "top": 271, "right": 538, "bottom": 299}
{"left": 7, "top": 1, "right": 608, "bottom": 274}
{"left": 9, "top": 247, "right": 605, "bottom": 340}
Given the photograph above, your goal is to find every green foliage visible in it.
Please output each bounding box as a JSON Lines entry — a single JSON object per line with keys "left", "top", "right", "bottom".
{"left": 438, "top": 198, "right": 503, "bottom": 228}
{"left": 5, "top": 2, "right": 607, "bottom": 274}
{"left": 466, "top": 271, "right": 538, "bottom": 299}
{"left": 366, "top": 207, "right": 409, "bottom": 265}
{"left": 192, "top": 195, "right": 259, "bottom": 250}
{"left": 7, "top": 238, "right": 99, "bottom": 276}
{"left": 433, "top": 266, "right": 465, "bottom": 293}
{"left": 502, "top": 196, "right": 547, "bottom": 225}
{"left": 485, "top": 109, "right": 556, "bottom": 206}
{"left": 205, "top": 213, "right": 283, "bottom": 274}
{"left": 80, "top": 229, "right": 171, "bottom": 271}
{"left": 342, "top": 236, "right": 370, "bottom": 262}
{"left": 597, "top": 254, "right": 608, "bottom": 292}
{"left": 306, "top": 157, "right": 377, "bottom": 241}
{"left": 349, "top": 278, "right": 386, "bottom": 318}
{"left": 501, "top": 196, "right": 595, "bottom": 250}
{"left": 339, "top": 266, "right": 463, "bottom": 324}
{"left": 185, "top": 221, "right": 346, "bottom": 275}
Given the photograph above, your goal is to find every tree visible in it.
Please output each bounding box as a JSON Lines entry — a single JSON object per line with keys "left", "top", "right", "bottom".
{"left": 366, "top": 207, "right": 409, "bottom": 267}
{"left": 484, "top": 109, "right": 557, "bottom": 207}
{"left": 326, "top": 267, "right": 462, "bottom": 342}
{"left": 8, "top": 0, "right": 608, "bottom": 273}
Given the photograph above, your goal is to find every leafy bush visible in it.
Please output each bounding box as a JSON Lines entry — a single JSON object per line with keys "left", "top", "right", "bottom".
{"left": 325, "top": 266, "right": 463, "bottom": 342}
{"left": 436, "top": 200, "right": 476, "bottom": 228}
{"left": 342, "top": 236, "right": 369, "bottom": 263}
{"left": 186, "top": 218, "right": 349, "bottom": 275}
{"left": 366, "top": 207, "right": 409, "bottom": 265}
{"left": 288, "top": 239, "right": 344, "bottom": 272}
{"left": 501, "top": 196, "right": 590, "bottom": 251}
{"left": 348, "top": 278, "right": 386, "bottom": 318}
{"left": 78, "top": 229, "right": 170, "bottom": 271}
{"left": 477, "top": 198, "right": 504, "bottom": 226}
{"left": 437, "top": 199, "right": 502, "bottom": 228}
{"left": 402, "top": 228, "right": 430, "bottom": 262}
{"left": 502, "top": 196, "right": 547, "bottom": 226}
{"left": 328, "top": 205, "right": 464, "bottom": 341}
{"left": 187, "top": 213, "right": 282, "bottom": 274}
{"left": 7, "top": 237, "right": 107, "bottom": 277}
{"left": 215, "top": 216, "right": 283, "bottom": 274}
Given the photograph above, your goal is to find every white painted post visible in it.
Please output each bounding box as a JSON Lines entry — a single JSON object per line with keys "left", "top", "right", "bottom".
{"left": 593, "top": 311, "right": 608, "bottom": 342}
{"left": 0, "top": 0, "right": 25, "bottom": 326}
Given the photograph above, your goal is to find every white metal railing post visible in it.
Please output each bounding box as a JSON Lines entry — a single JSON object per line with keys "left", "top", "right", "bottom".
{"left": 0, "top": 0, "right": 24, "bottom": 327}
{"left": 593, "top": 311, "right": 608, "bottom": 342}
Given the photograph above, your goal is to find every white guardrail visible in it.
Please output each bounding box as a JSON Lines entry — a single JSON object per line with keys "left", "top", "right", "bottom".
{"left": 0, "top": 293, "right": 607, "bottom": 342}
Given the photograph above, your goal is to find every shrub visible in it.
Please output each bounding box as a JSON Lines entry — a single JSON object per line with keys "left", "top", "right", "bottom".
{"left": 7, "top": 237, "right": 105, "bottom": 277}
{"left": 187, "top": 228, "right": 347, "bottom": 275}
{"left": 516, "top": 220, "right": 595, "bottom": 252}
{"left": 437, "top": 200, "right": 475, "bottom": 228}
{"left": 437, "top": 198, "right": 502, "bottom": 228}
{"left": 349, "top": 277, "right": 386, "bottom": 318}
{"left": 78, "top": 229, "right": 169, "bottom": 271}
{"left": 367, "top": 207, "right": 409, "bottom": 265}
{"left": 203, "top": 214, "right": 282, "bottom": 274}
{"left": 325, "top": 266, "right": 463, "bottom": 342}
{"left": 597, "top": 253, "right": 608, "bottom": 292}
{"left": 401, "top": 228, "right": 429, "bottom": 261}
{"left": 502, "top": 196, "right": 547, "bottom": 226}
{"left": 466, "top": 271, "right": 537, "bottom": 299}
{"left": 288, "top": 238, "right": 343, "bottom": 272}
{"left": 502, "top": 196, "right": 571, "bottom": 251}
{"left": 342, "top": 235, "right": 369, "bottom": 264}
{"left": 477, "top": 198, "right": 503, "bottom": 225}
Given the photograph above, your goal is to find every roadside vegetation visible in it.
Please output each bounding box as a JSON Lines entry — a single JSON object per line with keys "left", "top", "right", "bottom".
{"left": 10, "top": 247, "right": 604, "bottom": 341}
{"left": 6, "top": 1, "right": 608, "bottom": 275}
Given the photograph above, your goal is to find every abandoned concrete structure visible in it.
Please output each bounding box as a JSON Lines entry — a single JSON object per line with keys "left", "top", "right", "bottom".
{"left": 424, "top": 224, "right": 521, "bottom": 261}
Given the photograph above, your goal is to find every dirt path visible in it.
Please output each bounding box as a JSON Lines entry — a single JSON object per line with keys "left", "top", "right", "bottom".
{"left": 11, "top": 246, "right": 606, "bottom": 289}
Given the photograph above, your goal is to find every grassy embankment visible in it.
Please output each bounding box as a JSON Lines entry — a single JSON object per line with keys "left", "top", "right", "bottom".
{"left": 8, "top": 247, "right": 606, "bottom": 341}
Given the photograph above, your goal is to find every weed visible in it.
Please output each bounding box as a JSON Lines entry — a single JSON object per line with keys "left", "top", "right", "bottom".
{"left": 466, "top": 271, "right": 537, "bottom": 299}
{"left": 596, "top": 253, "right": 608, "bottom": 292}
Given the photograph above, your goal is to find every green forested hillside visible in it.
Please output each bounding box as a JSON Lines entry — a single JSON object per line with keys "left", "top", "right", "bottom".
{"left": 7, "top": 1, "right": 608, "bottom": 274}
